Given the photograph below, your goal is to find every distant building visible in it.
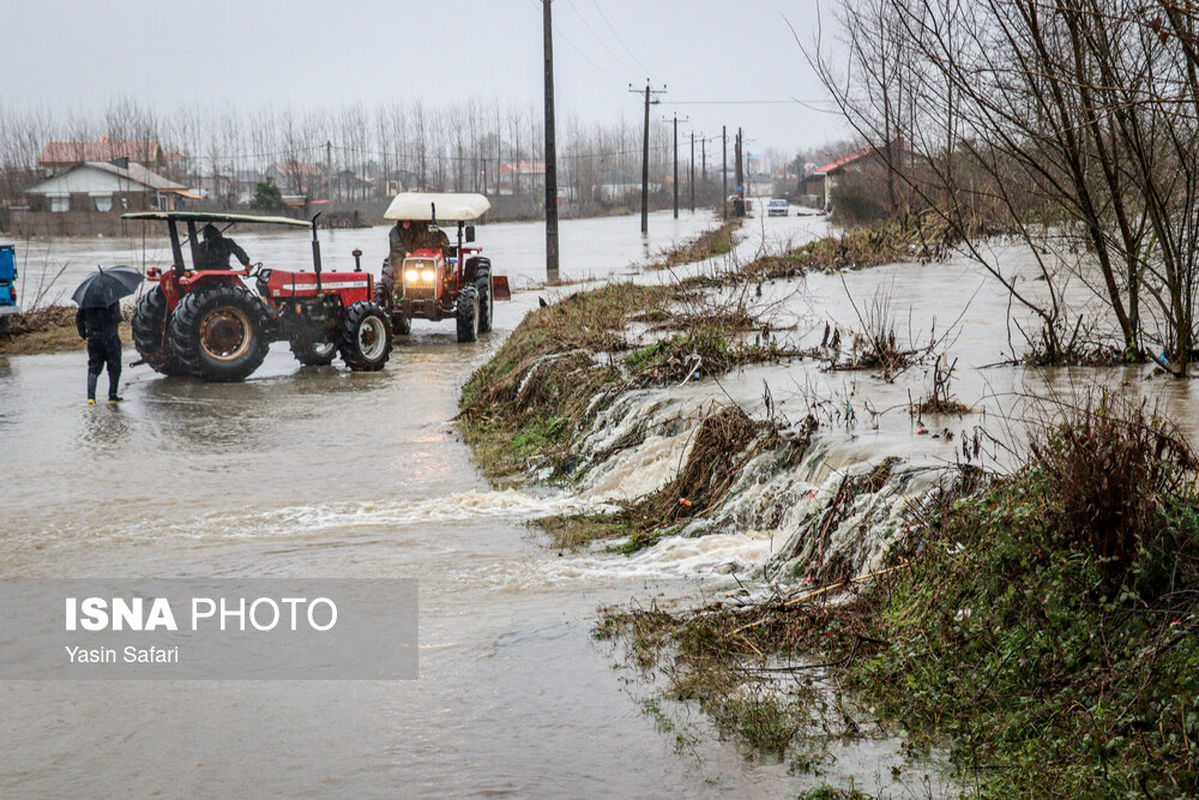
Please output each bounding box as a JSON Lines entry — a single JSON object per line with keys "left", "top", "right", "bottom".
{"left": 39, "top": 137, "right": 170, "bottom": 172}
{"left": 22, "top": 160, "right": 193, "bottom": 213}
{"left": 266, "top": 161, "right": 327, "bottom": 197}
{"left": 597, "top": 169, "right": 650, "bottom": 201}
{"left": 802, "top": 141, "right": 899, "bottom": 209}
{"left": 498, "top": 161, "right": 545, "bottom": 195}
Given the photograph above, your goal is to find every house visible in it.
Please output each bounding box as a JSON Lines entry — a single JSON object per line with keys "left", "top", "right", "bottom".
{"left": 39, "top": 137, "right": 170, "bottom": 172}
{"left": 331, "top": 169, "right": 376, "bottom": 202}
{"left": 22, "top": 160, "right": 193, "bottom": 213}
{"left": 195, "top": 169, "right": 267, "bottom": 205}
{"left": 802, "top": 142, "right": 899, "bottom": 209}
{"left": 597, "top": 169, "right": 650, "bottom": 201}
{"left": 266, "top": 161, "right": 327, "bottom": 197}
{"left": 497, "top": 161, "right": 545, "bottom": 195}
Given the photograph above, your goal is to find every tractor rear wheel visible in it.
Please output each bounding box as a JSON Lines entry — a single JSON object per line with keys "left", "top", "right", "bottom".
{"left": 289, "top": 334, "right": 337, "bottom": 366}
{"left": 170, "top": 283, "right": 271, "bottom": 382}
{"left": 131, "top": 286, "right": 186, "bottom": 376}
{"left": 477, "top": 271, "right": 494, "bottom": 334}
{"left": 375, "top": 261, "right": 411, "bottom": 335}
{"left": 339, "top": 300, "right": 392, "bottom": 371}
{"left": 456, "top": 283, "right": 480, "bottom": 343}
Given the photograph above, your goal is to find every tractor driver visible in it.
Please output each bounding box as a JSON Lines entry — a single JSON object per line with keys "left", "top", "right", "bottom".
{"left": 197, "top": 223, "right": 252, "bottom": 271}
{"left": 388, "top": 220, "right": 451, "bottom": 270}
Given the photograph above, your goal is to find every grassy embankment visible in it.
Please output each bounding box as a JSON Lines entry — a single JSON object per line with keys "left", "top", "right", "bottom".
{"left": 643, "top": 219, "right": 743, "bottom": 271}
{"left": 599, "top": 399, "right": 1199, "bottom": 796}
{"left": 458, "top": 216, "right": 957, "bottom": 553}
{"left": 461, "top": 213, "right": 1199, "bottom": 793}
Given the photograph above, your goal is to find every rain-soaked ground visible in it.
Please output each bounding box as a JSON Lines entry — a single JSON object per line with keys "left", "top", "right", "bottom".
{"left": 8, "top": 206, "right": 1191, "bottom": 797}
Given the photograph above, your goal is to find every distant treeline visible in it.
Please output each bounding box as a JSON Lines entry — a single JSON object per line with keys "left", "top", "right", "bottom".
{"left": 0, "top": 96, "right": 772, "bottom": 215}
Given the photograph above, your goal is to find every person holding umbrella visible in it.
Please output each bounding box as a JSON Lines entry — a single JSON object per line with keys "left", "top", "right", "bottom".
{"left": 72, "top": 265, "right": 142, "bottom": 404}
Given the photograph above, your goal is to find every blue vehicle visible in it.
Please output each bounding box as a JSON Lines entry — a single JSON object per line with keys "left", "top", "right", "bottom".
{"left": 0, "top": 243, "right": 17, "bottom": 333}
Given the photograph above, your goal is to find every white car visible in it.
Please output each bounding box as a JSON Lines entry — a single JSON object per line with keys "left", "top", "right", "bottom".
{"left": 767, "top": 199, "right": 789, "bottom": 217}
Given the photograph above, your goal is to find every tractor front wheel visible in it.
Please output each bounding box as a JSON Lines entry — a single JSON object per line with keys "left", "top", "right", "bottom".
{"left": 171, "top": 283, "right": 271, "bottom": 382}
{"left": 339, "top": 301, "right": 392, "bottom": 371}
{"left": 456, "top": 284, "right": 480, "bottom": 343}
{"left": 131, "top": 286, "right": 186, "bottom": 376}
{"left": 289, "top": 334, "right": 337, "bottom": 366}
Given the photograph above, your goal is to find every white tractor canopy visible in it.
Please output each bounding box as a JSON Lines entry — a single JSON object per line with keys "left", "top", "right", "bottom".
{"left": 383, "top": 192, "right": 491, "bottom": 222}
{"left": 122, "top": 211, "right": 313, "bottom": 228}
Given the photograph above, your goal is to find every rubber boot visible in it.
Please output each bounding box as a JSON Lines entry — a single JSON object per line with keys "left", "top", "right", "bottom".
{"left": 87, "top": 372, "right": 99, "bottom": 404}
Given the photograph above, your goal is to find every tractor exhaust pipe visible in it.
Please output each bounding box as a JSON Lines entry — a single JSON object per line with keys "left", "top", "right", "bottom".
{"left": 311, "top": 213, "right": 323, "bottom": 293}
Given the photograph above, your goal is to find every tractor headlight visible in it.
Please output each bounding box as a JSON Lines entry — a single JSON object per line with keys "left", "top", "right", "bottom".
{"left": 405, "top": 269, "right": 419, "bottom": 283}
{"left": 421, "top": 268, "right": 436, "bottom": 283}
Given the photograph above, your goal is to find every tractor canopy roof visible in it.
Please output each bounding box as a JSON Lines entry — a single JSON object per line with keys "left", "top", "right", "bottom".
{"left": 121, "top": 211, "right": 313, "bottom": 228}
{"left": 383, "top": 192, "right": 491, "bottom": 222}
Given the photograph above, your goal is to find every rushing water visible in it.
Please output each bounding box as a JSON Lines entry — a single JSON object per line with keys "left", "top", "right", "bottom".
{"left": 3, "top": 210, "right": 957, "bottom": 799}
{"left": 10, "top": 206, "right": 1174, "bottom": 797}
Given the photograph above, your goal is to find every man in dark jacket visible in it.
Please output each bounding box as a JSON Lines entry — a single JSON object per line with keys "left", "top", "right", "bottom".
{"left": 196, "top": 223, "right": 252, "bottom": 270}
{"left": 387, "top": 220, "right": 450, "bottom": 270}
{"left": 76, "top": 301, "right": 123, "bottom": 404}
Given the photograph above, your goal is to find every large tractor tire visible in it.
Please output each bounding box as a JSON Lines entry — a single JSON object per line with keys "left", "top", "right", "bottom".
{"left": 170, "top": 283, "right": 271, "bottom": 382}
{"left": 338, "top": 300, "right": 392, "bottom": 371}
{"left": 456, "top": 283, "right": 480, "bottom": 343}
{"left": 289, "top": 334, "right": 337, "bottom": 366}
{"left": 471, "top": 258, "right": 494, "bottom": 334}
{"left": 131, "top": 286, "right": 186, "bottom": 376}
{"left": 375, "top": 261, "right": 410, "bottom": 335}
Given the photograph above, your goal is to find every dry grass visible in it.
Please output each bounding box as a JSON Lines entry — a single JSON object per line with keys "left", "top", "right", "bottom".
{"left": 645, "top": 219, "right": 743, "bottom": 271}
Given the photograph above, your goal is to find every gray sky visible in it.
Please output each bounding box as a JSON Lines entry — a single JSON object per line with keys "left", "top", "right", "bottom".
{"left": 1, "top": 0, "right": 848, "bottom": 155}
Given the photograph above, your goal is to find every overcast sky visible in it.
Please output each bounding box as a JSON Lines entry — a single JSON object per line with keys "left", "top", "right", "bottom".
{"left": 1, "top": 0, "right": 849, "bottom": 155}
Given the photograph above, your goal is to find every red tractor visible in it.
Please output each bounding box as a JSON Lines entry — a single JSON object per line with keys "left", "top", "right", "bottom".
{"left": 376, "top": 193, "right": 510, "bottom": 342}
{"left": 125, "top": 211, "right": 392, "bottom": 382}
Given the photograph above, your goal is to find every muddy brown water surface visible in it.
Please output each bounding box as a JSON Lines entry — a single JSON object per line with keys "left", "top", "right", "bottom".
{"left": 2, "top": 211, "right": 944, "bottom": 799}
{"left": 8, "top": 208, "right": 1181, "bottom": 797}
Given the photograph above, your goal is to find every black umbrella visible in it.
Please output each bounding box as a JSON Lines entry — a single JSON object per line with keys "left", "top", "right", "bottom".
{"left": 71, "top": 265, "right": 144, "bottom": 309}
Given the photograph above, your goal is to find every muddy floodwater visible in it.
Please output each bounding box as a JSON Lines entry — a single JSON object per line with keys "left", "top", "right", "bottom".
{"left": 9, "top": 207, "right": 1188, "bottom": 797}
{"left": 2, "top": 211, "right": 920, "bottom": 799}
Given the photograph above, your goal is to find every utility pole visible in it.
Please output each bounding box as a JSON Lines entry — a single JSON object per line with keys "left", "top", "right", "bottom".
{"left": 735, "top": 128, "right": 744, "bottom": 203}
{"left": 542, "top": 0, "right": 559, "bottom": 282}
{"left": 701, "top": 134, "right": 706, "bottom": 187}
{"left": 326, "top": 139, "right": 332, "bottom": 201}
{"left": 722, "top": 126, "right": 728, "bottom": 220}
{"left": 630, "top": 81, "right": 665, "bottom": 234}
{"left": 689, "top": 130, "right": 695, "bottom": 213}
{"left": 663, "top": 112, "right": 689, "bottom": 219}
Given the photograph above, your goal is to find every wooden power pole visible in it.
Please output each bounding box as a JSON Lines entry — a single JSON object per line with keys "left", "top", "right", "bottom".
{"left": 630, "top": 81, "right": 664, "bottom": 234}
{"left": 735, "top": 128, "right": 744, "bottom": 202}
{"left": 664, "top": 112, "right": 688, "bottom": 219}
{"left": 542, "top": 0, "right": 560, "bottom": 282}
{"left": 722, "top": 126, "right": 728, "bottom": 220}
{"left": 689, "top": 130, "right": 695, "bottom": 213}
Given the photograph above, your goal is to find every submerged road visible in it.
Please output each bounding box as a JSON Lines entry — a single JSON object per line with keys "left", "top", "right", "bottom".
{"left": 2, "top": 210, "right": 872, "bottom": 798}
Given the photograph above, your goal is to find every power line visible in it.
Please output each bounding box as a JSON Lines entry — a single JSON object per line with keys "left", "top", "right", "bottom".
{"left": 566, "top": 0, "right": 640, "bottom": 79}
{"left": 528, "top": 0, "right": 629, "bottom": 85}
{"left": 589, "top": 0, "right": 651, "bottom": 78}
{"left": 663, "top": 98, "right": 843, "bottom": 114}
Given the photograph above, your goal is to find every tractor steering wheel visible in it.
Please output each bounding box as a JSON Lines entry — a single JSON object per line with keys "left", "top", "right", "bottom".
{"left": 246, "top": 261, "right": 264, "bottom": 277}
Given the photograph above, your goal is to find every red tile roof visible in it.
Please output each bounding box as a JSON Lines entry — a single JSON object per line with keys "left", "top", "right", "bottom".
{"left": 811, "top": 146, "right": 878, "bottom": 176}
{"left": 39, "top": 138, "right": 162, "bottom": 166}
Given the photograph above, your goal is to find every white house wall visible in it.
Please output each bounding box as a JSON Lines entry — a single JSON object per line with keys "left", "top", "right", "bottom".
{"left": 26, "top": 166, "right": 145, "bottom": 196}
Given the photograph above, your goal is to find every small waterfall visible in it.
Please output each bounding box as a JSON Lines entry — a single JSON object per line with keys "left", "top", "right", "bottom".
{"left": 559, "top": 381, "right": 970, "bottom": 584}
